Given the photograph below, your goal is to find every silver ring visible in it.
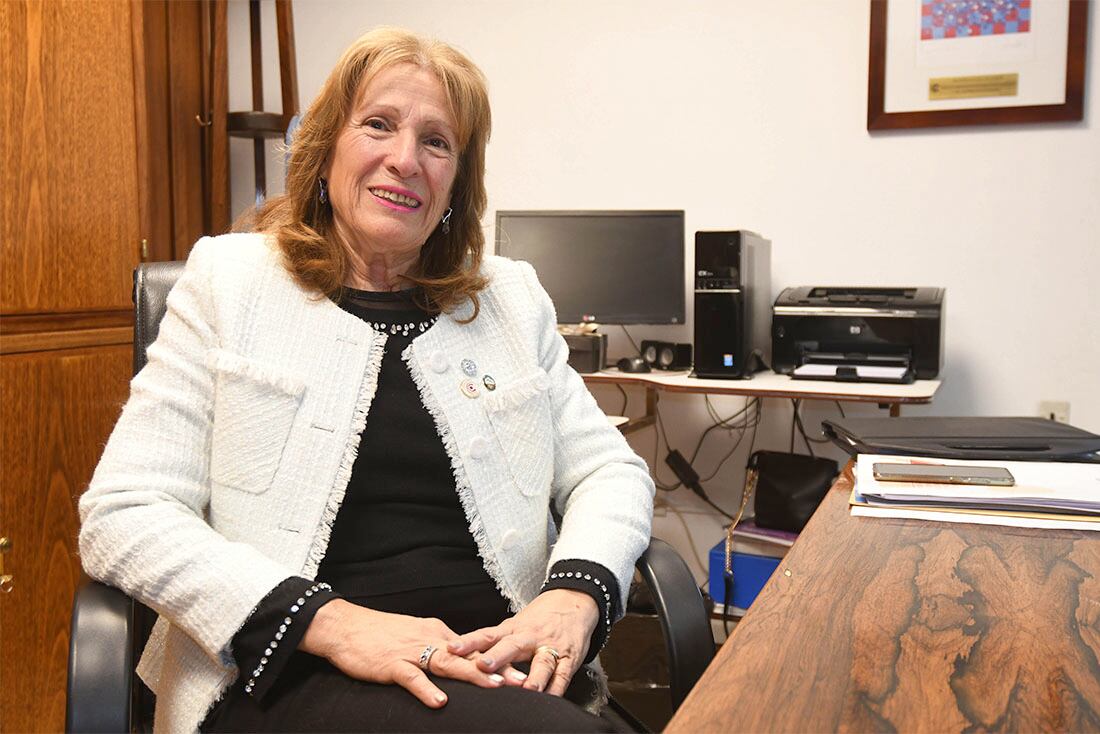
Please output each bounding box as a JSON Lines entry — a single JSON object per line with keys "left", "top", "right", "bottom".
{"left": 418, "top": 644, "right": 438, "bottom": 672}
{"left": 535, "top": 645, "right": 561, "bottom": 664}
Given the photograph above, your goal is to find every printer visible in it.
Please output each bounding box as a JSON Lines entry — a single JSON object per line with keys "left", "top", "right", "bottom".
{"left": 771, "top": 286, "right": 944, "bottom": 383}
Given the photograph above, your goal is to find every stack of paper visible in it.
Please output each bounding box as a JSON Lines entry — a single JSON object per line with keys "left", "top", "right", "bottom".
{"left": 793, "top": 363, "right": 910, "bottom": 382}
{"left": 850, "top": 454, "right": 1100, "bottom": 531}
{"left": 729, "top": 519, "right": 797, "bottom": 553}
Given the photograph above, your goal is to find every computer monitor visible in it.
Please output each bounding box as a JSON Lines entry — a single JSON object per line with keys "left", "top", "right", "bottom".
{"left": 494, "top": 210, "right": 685, "bottom": 325}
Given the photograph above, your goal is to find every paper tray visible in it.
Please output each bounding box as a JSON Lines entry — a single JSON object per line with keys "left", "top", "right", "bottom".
{"left": 792, "top": 363, "right": 913, "bottom": 384}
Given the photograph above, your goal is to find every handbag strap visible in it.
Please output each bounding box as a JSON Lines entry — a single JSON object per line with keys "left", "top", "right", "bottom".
{"left": 724, "top": 465, "right": 759, "bottom": 576}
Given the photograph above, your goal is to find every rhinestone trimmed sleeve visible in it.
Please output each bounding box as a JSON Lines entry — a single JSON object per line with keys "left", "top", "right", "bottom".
{"left": 227, "top": 576, "right": 340, "bottom": 701}
{"left": 540, "top": 559, "right": 621, "bottom": 664}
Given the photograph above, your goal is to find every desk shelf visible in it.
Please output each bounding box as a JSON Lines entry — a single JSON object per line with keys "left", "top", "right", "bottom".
{"left": 583, "top": 370, "right": 941, "bottom": 432}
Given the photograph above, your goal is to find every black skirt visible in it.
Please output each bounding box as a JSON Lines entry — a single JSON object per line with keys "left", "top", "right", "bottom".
{"left": 202, "top": 581, "right": 617, "bottom": 733}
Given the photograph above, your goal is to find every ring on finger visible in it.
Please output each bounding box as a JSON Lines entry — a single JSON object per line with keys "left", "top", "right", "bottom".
{"left": 535, "top": 645, "right": 562, "bottom": 665}
{"left": 418, "top": 644, "right": 438, "bottom": 672}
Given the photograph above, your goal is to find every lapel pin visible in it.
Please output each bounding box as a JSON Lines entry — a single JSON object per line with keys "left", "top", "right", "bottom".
{"left": 460, "top": 358, "right": 478, "bottom": 376}
{"left": 482, "top": 374, "right": 497, "bottom": 391}
{"left": 460, "top": 378, "right": 480, "bottom": 398}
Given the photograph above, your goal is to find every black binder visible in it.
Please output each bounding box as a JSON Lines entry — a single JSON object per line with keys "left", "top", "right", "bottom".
{"left": 822, "top": 417, "right": 1100, "bottom": 462}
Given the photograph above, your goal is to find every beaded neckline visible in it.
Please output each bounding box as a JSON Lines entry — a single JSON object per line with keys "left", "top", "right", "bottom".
{"left": 369, "top": 316, "right": 439, "bottom": 337}
{"left": 339, "top": 285, "right": 438, "bottom": 336}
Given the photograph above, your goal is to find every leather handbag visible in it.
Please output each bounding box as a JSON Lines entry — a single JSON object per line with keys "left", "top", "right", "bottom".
{"left": 749, "top": 450, "right": 839, "bottom": 533}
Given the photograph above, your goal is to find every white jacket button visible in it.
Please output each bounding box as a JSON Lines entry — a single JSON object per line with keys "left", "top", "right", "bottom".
{"left": 430, "top": 351, "right": 449, "bottom": 373}
{"left": 501, "top": 529, "right": 519, "bottom": 550}
{"left": 469, "top": 436, "right": 489, "bottom": 460}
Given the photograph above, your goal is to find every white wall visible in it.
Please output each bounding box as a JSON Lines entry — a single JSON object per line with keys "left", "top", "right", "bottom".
{"left": 231, "top": 1, "right": 1100, "bottom": 580}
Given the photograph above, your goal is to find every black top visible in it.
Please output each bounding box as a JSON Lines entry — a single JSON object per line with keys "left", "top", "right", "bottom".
{"left": 318, "top": 288, "right": 490, "bottom": 595}
{"left": 228, "top": 288, "right": 619, "bottom": 701}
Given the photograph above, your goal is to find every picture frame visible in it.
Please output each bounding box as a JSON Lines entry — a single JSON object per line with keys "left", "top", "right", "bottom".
{"left": 867, "top": 0, "right": 1089, "bottom": 130}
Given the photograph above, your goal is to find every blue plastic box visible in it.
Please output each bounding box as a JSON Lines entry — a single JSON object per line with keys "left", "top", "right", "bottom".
{"left": 708, "top": 541, "right": 781, "bottom": 611}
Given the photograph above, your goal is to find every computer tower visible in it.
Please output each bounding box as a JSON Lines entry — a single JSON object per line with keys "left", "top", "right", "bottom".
{"left": 693, "top": 231, "right": 771, "bottom": 379}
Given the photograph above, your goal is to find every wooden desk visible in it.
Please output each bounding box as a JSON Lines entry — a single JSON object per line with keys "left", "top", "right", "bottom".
{"left": 666, "top": 467, "right": 1100, "bottom": 733}
{"left": 584, "top": 370, "right": 941, "bottom": 433}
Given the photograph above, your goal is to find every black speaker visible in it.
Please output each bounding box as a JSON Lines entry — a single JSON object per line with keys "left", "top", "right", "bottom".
{"left": 564, "top": 333, "right": 607, "bottom": 374}
{"left": 640, "top": 340, "right": 692, "bottom": 370}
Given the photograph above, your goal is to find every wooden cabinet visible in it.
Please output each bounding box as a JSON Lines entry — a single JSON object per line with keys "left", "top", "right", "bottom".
{"left": 1, "top": 1, "right": 205, "bottom": 730}
{"left": 1, "top": 347, "right": 134, "bottom": 730}
{"left": 1, "top": 0, "right": 143, "bottom": 316}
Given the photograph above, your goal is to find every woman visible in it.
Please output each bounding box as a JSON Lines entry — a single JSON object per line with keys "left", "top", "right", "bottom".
{"left": 78, "top": 27, "right": 654, "bottom": 733}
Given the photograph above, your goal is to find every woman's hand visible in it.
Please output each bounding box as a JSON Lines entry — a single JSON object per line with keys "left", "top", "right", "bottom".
{"left": 445, "top": 589, "right": 599, "bottom": 696}
{"left": 300, "top": 599, "right": 526, "bottom": 708}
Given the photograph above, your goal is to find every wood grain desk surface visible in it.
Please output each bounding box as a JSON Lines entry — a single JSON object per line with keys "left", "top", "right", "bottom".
{"left": 583, "top": 370, "right": 941, "bottom": 405}
{"left": 666, "top": 467, "right": 1100, "bottom": 733}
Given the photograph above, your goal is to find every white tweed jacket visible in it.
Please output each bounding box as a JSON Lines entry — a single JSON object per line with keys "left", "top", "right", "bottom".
{"left": 78, "top": 233, "right": 654, "bottom": 733}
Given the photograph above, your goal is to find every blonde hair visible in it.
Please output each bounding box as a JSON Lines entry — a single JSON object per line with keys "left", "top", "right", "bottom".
{"left": 251, "top": 27, "right": 491, "bottom": 317}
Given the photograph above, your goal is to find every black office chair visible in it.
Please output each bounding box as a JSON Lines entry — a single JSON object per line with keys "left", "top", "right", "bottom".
{"left": 66, "top": 261, "right": 715, "bottom": 733}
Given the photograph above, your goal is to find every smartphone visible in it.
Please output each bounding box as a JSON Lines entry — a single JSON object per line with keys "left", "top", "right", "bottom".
{"left": 872, "top": 462, "right": 1015, "bottom": 487}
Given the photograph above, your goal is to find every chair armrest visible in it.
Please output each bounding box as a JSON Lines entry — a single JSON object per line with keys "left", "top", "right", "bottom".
{"left": 66, "top": 579, "right": 134, "bottom": 734}
{"left": 634, "top": 538, "right": 715, "bottom": 710}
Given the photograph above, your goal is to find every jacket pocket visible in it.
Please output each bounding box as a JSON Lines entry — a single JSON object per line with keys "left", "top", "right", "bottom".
{"left": 483, "top": 369, "right": 553, "bottom": 498}
{"left": 207, "top": 349, "right": 305, "bottom": 494}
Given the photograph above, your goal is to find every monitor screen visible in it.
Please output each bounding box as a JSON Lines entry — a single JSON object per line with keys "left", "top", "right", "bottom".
{"left": 494, "top": 210, "right": 685, "bottom": 325}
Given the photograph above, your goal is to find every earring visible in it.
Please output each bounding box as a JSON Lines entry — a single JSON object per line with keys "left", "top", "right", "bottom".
{"left": 318, "top": 177, "right": 328, "bottom": 205}
{"left": 441, "top": 207, "right": 453, "bottom": 235}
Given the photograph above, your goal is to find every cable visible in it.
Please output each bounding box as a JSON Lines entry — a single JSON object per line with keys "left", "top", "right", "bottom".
{"left": 792, "top": 399, "right": 834, "bottom": 452}
{"left": 690, "top": 396, "right": 758, "bottom": 464}
{"left": 651, "top": 403, "right": 682, "bottom": 492}
{"left": 790, "top": 400, "right": 797, "bottom": 453}
{"left": 721, "top": 460, "right": 758, "bottom": 635}
{"left": 749, "top": 348, "right": 773, "bottom": 373}
{"left": 790, "top": 399, "right": 815, "bottom": 457}
{"left": 662, "top": 419, "right": 748, "bottom": 521}
{"left": 651, "top": 394, "right": 763, "bottom": 513}
{"left": 655, "top": 396, "right": 756, "bottom": 491}
{"left": 835, "top": 400, "right": 847, "bottom": 419}
{"left": 656, "top": 400, "right": 673, "bottom": 450}
{"left": 724, "top": 575, "right": 735, "bottom": 635}
{"left": 746, "top": 396, "right": 762, "bottom": 458}
{"left": 698, "top": 416, "right": 750, "bottom": 483}
{"left": 615, "top": 384, "right": 628, "bottom": 416}
{"left": 696, "top": 398, "right": 760, "bottom": 486}
{"left": 618, "top": 325, "right": 642, "bottom": 356}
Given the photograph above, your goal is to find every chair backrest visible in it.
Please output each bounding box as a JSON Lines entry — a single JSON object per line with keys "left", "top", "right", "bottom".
{"left": 132, "top": 261, "right": 186, "bottom": 729}
{"left": 133, "top": 260, "right": 186, "bottom": 374}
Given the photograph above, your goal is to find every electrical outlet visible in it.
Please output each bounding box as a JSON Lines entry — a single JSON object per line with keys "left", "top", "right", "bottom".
{"left": 1039, "top": 400, "right": 1070, "bottom": 424}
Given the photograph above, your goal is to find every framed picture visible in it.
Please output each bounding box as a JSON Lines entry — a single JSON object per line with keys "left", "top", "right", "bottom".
{"left": 868, "top": 0, "right": 1089, "bottom": 129}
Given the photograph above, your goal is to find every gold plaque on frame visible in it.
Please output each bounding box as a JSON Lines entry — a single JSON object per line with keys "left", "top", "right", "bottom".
{"left": 929, "top": 74, "right": 1019, "bottom": 101}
